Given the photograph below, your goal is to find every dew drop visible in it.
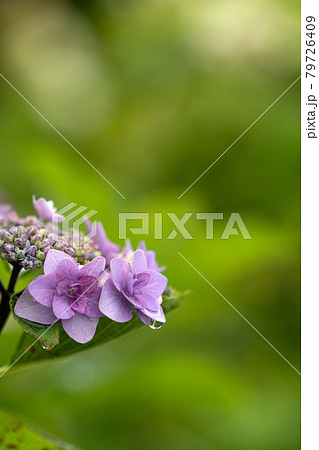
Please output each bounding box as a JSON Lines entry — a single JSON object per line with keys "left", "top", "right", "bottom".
{"left": 149, "top": 320, "right": 163, "bottom": 330}
{"left": 41, "top": 343, "right": 50, "bottom": 350}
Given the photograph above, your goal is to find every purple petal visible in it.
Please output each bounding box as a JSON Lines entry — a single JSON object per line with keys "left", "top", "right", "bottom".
{"left": 145, "top": 250, "right": 156, "bottom": 270}
{"left": 110, "top": 257, "right": 131, "bottom": 292}
{"left": 126, "top": 272, "right": 134, "bottom": 296}
{"left": 32, "top": 195, "right": 64, "bottom": 222}
{"left": 137, "top": 240, "right": 147, "bottom": 252}
{"left": 56, "top": 278, "right": 70, "bottom": 296}
{"left": 99, "top": 279, "right": 133, "bottom": 322}
{"left": 0, "top": 204, "right": 12, "bottom": 215}
{"left": 85, "top": 299, "right": 104, "bottom": 318}
{"left": 85, "top": 219, "right": 119, "bottom": 265}
{"left": 14, "top": 289, "right": 56, "bottom": 325}
{"left": 79, "top": 256, "right": 106, "bottom": 278}
{"left": 140, "top": 270, "right": 167, "bottom": 300}
{"left": 83, "top": 215, "right": 93, "bottom": 234}
{"left": 80, "top": 282, "right": 101, "bottom": 300}
{"left": 136, "top": 304, "right": 166, "bottom": 324}
{"left": 132, "top": 249, "right": 148, "bottom": 274}
{"left": 71, "top": 298, "right": 87, "bottom": 314}
{"left": 55, "top": 259, "right": 79, "bottom": 280}
{"left": 132, "top": 292, "right": 160, "bottom": 312}
{"left": 28, "top": 273, "right": 56, "bottom": 307}
{"left": 76, "top": 275, "right": 98, "bottom": 295}
{"left": 32, "top": 196, "right": 51, "bottom": 220}
{"left": 62, "top": 314, "right": 99, "bottom": 343}
{"left": 52, "top": 294, "right": 75, "bottom": 320}
{"left": 137, "top": 242, "right": 165, "bottom": 272}
{"left": 133, "top": 272, "right": 150, "bottom": 291}
{"left": 44, "top": 249, "right": 77, "bottom": 275}
{"left": 146, "top": 251, "right": 166, "bottom": 272}
{"left": 135, "top": 309, "right": 151, "bottom": 325}
{"left": 123, "top": 239, "right": 133, "bottom": 255}
{"left": 51, "top": 213, "right": 64, "bottom": 223}
{"left": 95, "top": 222, "right": 119, "bottom": 255}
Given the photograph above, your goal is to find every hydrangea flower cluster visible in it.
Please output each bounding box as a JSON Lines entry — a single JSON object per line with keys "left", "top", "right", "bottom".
{"left": 0, "top": 197, "right": 168, "bottom": 345}
{"left": 0, "top": 199, "right": 100, "bottom": 270}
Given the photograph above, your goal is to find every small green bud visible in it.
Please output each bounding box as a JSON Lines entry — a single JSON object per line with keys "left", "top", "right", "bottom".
{"left": 38, "top": 229, "right": 46, "bottom": 238}
{"left": 5, "top": 233, "right": 14, "bottom": 243}
{"left": 16, "top": 249, "right": 25, "bottom": 259}
{"left": 30, "top": 235, "right": 41, "bottom": 245}
{"left": 36, "top": 251, "right": 45, "bottom": 261}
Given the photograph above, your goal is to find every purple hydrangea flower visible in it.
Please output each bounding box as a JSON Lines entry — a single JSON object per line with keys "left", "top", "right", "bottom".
{"left": 123, "top": 240, "right": 166, "bottom": 272}
{"left": 84, "top": 217, "right": 119, "bottom": 267}
{"left": 99, "top": 249, "right": 167, "bottom": 326}
{"left": 15, "top": 250, "right": 106, "bottom": 343}
{"left": 32, "top": 195, "right": 64, "bottom": 222}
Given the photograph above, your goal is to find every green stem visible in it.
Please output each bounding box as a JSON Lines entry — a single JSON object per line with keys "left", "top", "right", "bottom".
{"left": 8, "top": 264, "right": 21, "bottom": 294}
{"left": 0, "top": 264, "right": 21, "bottom": 334}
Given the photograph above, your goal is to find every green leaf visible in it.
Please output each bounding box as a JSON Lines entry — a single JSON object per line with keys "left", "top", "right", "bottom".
{"left": 10, "top": 287, "right": 189, "bottom": 368}
{"left": 0, "top": 407, "right": 77, "bottom": 449}
{"left": 10, "top": 295, "right": 60, "bottom": 351}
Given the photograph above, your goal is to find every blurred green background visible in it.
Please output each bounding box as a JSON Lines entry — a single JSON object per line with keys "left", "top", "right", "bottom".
{"left": 0, "top": 0, "right": 300, "bottom": 449}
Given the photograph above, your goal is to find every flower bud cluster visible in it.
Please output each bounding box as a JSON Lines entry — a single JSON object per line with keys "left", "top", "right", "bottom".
{"left": 0, "top": 211, "right": 100, "bottom": 270}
